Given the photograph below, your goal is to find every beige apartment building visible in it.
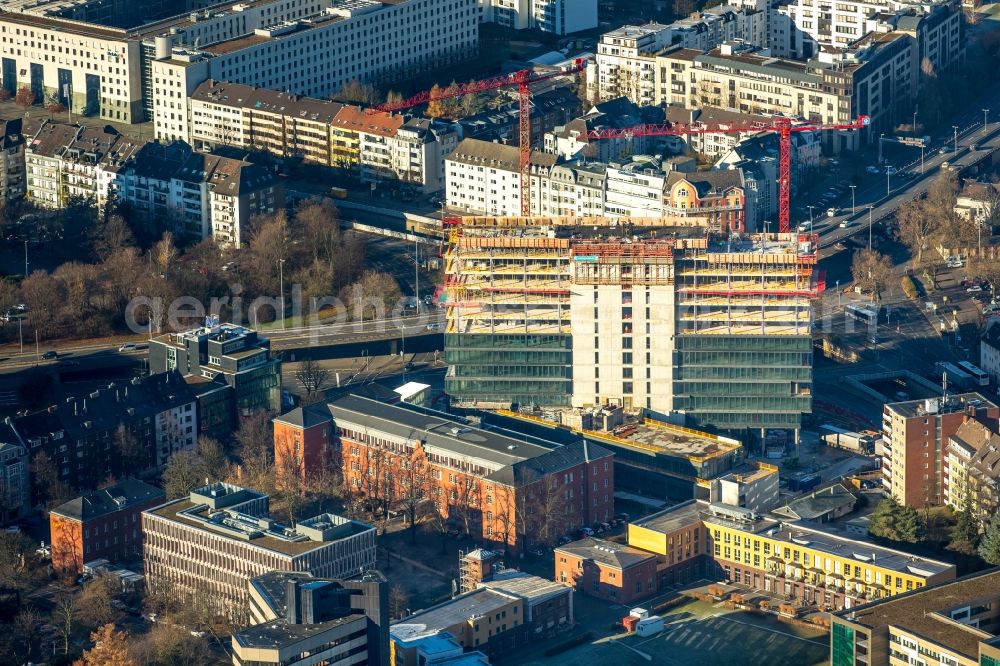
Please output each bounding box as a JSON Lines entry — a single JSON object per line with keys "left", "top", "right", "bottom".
{"left": 657, "top": 35, "right": 913, "bottom": 147}
{"left": 143, "top": 483, "right": 376, "bottom": 623}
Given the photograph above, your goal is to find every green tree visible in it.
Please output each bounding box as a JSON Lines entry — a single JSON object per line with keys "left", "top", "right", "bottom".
{"left": 979, "top": 515, "right": 1000, "bottom": 565}
{"left": 895, "top": 506, "right": 925, "bottom": 543}
{"left": 868, "top": 497, "right": 901, "bottom": 540}
{"left": 949, "top": 507, "right": 980, "bottom": 555}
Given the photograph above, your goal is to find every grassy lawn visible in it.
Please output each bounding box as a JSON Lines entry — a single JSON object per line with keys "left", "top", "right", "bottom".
{"left": 521, "top": 600, "right": 829, "bottom": 666}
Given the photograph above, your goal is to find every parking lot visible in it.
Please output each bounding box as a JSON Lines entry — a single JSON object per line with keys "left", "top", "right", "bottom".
{"left": 521, "top": 600, "right": 829, "bottom": 666}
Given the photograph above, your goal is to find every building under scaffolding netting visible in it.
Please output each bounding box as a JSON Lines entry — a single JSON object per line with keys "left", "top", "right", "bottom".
{"left": 443, "top": 216, "right": 822, "bottom": 439}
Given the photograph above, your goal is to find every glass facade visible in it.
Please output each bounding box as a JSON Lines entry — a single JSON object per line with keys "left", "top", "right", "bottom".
{"left": 445, "top": 333, "right": 572, "bottom": 407}
{"left": 831, "top": 623, "right": 855, "bottom": 666}
{"left": 674, "top": 335, "right": 812, "bottom": 430}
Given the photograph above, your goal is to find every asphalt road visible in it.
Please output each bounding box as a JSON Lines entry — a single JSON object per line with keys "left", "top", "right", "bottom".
{"left": 0, "top": 310, "right": 446, "bottom": 375}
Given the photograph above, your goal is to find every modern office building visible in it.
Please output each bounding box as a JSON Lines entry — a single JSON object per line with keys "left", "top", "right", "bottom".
{"left": 445, "top": 218, "right": 821, "bottom": 435}
{"left": 49, "top": 478, "right": 164, "bottom": 574}
{"left": 149, "top": 323, "right": 282, "bottom": 415}
{"left": 273, "top": 395, "right": 615, "bottom": 553}
{"left": 233, "top": 570, "right": 389, "bottom": 666}
{"left": 881, "top": 393, "right": 1000, "bottom": 507}
{"left": 708, "top": 462, "right": 780, "bottom": 513}
{"left": 830, "top": 569, "right": 1000, "bottom": 666}
{"left": 7, "top": 371, "right": 196, "bottom": 490}
{"left": 628, "top": 499, "right": 957, "bottom": 610}
{"left": 143, "top": 482, "right": 376, "bottom": 622}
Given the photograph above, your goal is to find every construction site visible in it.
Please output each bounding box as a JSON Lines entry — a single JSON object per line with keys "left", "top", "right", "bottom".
{"left": 444, "top": 215, "right": 823, "bottom": 444}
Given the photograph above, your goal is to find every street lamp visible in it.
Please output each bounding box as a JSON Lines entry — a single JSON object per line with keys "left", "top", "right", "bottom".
{"left": 920, "top": 144, "right": 925, "bottom": 175}
{"left": 953, "top": 125, "right": 959, "bottom": 153}
{"left": 886, "top": 170, "right": 891, "bottom": 197}
{"left": 23, "top": 240, "right": 28, "bottom": 277}
{"left": 849, "top": 184, "right": 856, "bottom": 214}
{"left": 807, "top": 205, "right": 815, "bottom": 232}
{"left": 868, "top": 205, "right": 874, "bottom": 252}
{"left": 878, "top": 133, "right": 885, "bottom": 164}
{"left": 278, "top": 258, "right": 285, "bottom": 326}
{"left": 984, "top": 109, "right": 990, "bottom": 137}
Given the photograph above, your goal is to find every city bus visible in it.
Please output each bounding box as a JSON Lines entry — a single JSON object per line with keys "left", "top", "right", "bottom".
{"left": 934, "top": 361, "right": 975, "bottom": 390}
{"left": 845, "top": 303, "right": 879, "bottom": 327}
{"left": 957, "top": 361, "right": 990, "bottom": 387}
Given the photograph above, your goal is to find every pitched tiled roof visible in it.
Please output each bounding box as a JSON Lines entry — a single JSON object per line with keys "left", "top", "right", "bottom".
{"left": 331, "top": 105, "right": 403, "bottom": 137}
{"left": 448, "top": 138, "right": 558, "bottom": 171}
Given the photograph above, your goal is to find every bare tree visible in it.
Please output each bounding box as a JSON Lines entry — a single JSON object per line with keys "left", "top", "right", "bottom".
{"left": 52, "top": 594, "right": 75, "bottom": 655}
{"left": 75, "top": 573, "right": 122, "bottom": 629}
{"left": 233, "top": 410, "right": 275, "bottom": 492}
{"left": 114, "top": 424, "right": 146, "bottom": 477}
{"left": 342, "top": 270, "right": 402, "bottom": 322}
{"left": 294, "top": 358, "right": 331, "bottom": 403}
{"left": 152, "top": 231, "right": 177, "bottom": 275}
{"left": 358, "top": 447, "right": 392, "bottom": 522}
{"left": 389, "top": 584, "right": 410, "bottom": 620}
{"left": 896, "top": 199, "right": 940, "bottom": 267}
{"left": 331, "top": 80, "right": 381, "bottom": 106}
{"left": 397, "top": 447, "right": 432, "bottom": 543}
{"left": 14, "top": 87, "right": 35, "bottom": 113}
{"left": 851, "top": 249, "right": 894, "bottom": 300}
{"left": 12, "top": 605, "right": 43, "bottom": 662}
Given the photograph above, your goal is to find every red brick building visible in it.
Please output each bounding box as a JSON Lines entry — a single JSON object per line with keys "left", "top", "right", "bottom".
{"left": 273, "top": 404, "right": 336, "bottom": 486}
{"left": 273, "top": 395, "right": 615, "bottom": 553}
{"left": 882, "top": 393, "right": 1000, "bottom": 507}
{"left": 50, "top": 478, "right": 164, "bottom": 574}
{"left": 555, "top": 537, "right": 657, "bottom": 604}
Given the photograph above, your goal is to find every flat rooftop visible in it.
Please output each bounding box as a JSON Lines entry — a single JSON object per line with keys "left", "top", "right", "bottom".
{"left": 234, "top": 612, "right": 363, "bottom": 649}
{"left": 837, "top": 570, "right": 1000, "bottom": 659}
{"left": 632, "top": 499, "right": 706, "bottom": 534}
{"left": 623, "top": 419, "right": 742, "bottom": 461}
{"left": 146, "top": 499, "right": 371, "bottom": 557}
{"left": 391, "top": 588, "right": 515, "bottom": 642}
{"left": 0, "top": 8, "right": 129, "bottom": 39}
{"left": 885, "top": 392, "right": 998, "bottom": 419}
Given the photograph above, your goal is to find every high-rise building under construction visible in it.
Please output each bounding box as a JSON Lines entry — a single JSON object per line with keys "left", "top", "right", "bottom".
{"left": 443, "top": 216, "right": 823, "bottom": 436}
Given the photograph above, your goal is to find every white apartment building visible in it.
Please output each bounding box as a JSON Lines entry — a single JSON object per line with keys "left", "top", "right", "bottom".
{"left": 546, "top": 162, "right": 606, "bottom": 217}
{"left": 143, "top": 483, "right": 376, "bottom": 622}
{"left": 479, "top": 0, "right": 597, "bottom": 34}
{"left": 592, "top": 9, "right": 765, "bottom": 105}
{"left": 0, "top": 119, "right": 26, "bottom": 202}
{"left": 593, "top": 23, "right": 673, "bottom": 105}
{"left": 445, "top": 138, "right": 557, "bottom": 215}
{"left": 773, "top": 0, "right": 960, "bottom": 62}
{"left": 151, "top": 0, "right": 478, "bottom": 141}
{"left": 604, "top": 158, "right": 669, "bottom": 219}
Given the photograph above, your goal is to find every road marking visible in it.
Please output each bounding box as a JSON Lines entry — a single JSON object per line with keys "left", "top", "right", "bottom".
{"left": 709, "top": 614, "right": 828, "bottom": 647}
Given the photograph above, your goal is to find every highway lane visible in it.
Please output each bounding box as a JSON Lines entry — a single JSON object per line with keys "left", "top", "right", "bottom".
{"left": 0, "top": 310, "right": 447, "bottom": 373}
{"left": 810, "top": 112, "right": 1000, "bottom": 251}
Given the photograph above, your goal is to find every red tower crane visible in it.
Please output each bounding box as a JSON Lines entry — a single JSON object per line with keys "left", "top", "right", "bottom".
{"left": 372, "top": 59, "right": 587, "bottom": 217}
{"left": 587, "top": 115, "right": 871, "bottom": 233}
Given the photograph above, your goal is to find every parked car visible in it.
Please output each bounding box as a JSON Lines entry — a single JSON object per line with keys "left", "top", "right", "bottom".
{"left": 118, "top": 342, "right": 137, "bottom": 352}
{"left": 866, "top": 165, "right": 881, "bottom": 174}
{"left": 967, "top": 285, "right": 983, "bottom": 293}
{"left": 41, "top": 351, "right": 57, "bottom": 359}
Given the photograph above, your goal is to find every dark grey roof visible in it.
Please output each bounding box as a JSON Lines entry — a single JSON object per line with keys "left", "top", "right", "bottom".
{"left": 666, "top": 169, "right": 744, "bottom": 196}
{"left": 13, "top": 370, "right": 195, "bottom": 443}
{"left": 984, "top": 321, "right": 1000, "bottom": 352}
{"left": 326, "top": 395, "right": 557, "bottom": 467}
{"left": 771, "top": 483, "right": 856, "bottom": 521}
{"left": 51, "top": 478, "right": 164, "bottom": 521}
{"left": 448, "top": 138, "right": 558, "bottom": 171}
{"left": 484, "top": 440, "right": 613, "bottom": 487}
{"left": 274, "top": 404, "right": 333, "bottom": 429}
{"left": 554, "top": 537, "right": 655, "bottom": 569}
